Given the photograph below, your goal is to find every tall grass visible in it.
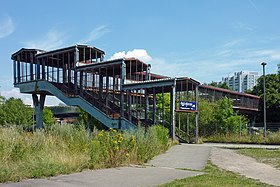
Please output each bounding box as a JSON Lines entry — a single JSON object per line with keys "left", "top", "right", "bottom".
{"left": 203, "top": 131, "right": 280, "bottom": 145}
{"left": 0, "top": 124, "right": 170, "bottom": 183}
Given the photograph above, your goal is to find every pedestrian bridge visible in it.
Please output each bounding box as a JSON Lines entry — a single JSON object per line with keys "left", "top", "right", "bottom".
{"left": 11, "top": 45, "right": 261, "bottom": 141}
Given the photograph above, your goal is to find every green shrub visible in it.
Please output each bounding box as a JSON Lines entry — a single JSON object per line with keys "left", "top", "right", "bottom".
{"left": 0, "top": 124, "right": 171, "bottom": 183}
{"left": 88, "top": 125, "right": 170, "bottom": 167}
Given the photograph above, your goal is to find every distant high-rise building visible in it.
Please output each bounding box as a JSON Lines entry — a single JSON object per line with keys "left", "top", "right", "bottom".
{"left": 221, "top": 71, "right": 260, "bottom": 93}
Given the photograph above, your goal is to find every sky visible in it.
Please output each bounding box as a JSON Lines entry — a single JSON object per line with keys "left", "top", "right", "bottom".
{"left": 0, "top": 0, "right": 279, "bottom": 105}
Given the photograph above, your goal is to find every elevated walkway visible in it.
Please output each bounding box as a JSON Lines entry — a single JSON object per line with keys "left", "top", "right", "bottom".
{"left": 11, "top": 44, "right": 261, "bottom": 142}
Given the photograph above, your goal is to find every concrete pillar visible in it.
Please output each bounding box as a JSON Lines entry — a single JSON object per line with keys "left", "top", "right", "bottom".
{"left": 32, "top": 94, "right": 46, "bottom": 129}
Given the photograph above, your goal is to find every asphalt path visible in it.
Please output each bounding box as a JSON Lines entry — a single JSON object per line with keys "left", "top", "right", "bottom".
{"left": 1, "top": 143, "right": 279, "bottom": 187}
{"left": 0, "top": 144, "right": 211, "bottom": 187}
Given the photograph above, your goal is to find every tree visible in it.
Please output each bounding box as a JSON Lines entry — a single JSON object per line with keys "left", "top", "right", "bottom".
{"left": 0, "top": 97, "right": 33, "bottom": 126}
{"left": 252, "top": 73, "right": 280, "bottom": 122}
{"left": 43, "top": 108, "right": 55, "bottom": 126}
{"left": 156, "top": 93, "right": 170, "bottom": 127}
{"left": 0, "top": 96, "right": 55, "bottom": 128}
{"left": 208, "top": 81, "right": 231, "bottom": 90}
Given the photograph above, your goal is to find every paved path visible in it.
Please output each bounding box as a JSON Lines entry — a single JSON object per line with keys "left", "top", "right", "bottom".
{"left": 2, "top": 143, "right": 279, "bottom": 186}
{"left": 204, "top": 142, "right": 280, "bottom": 149}
{"left": 1, "top": 144, "right": 211, "bottom": 187}
{"left": 147, "top": 144, "right": 212, "bottom": 170}
{"left": 211, "top": 147, "right": 280, "bottom": 187}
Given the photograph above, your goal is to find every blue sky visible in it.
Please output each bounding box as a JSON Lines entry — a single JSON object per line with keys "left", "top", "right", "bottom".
{"left": 0, "top": 0, "right": 279, "bottom": 105}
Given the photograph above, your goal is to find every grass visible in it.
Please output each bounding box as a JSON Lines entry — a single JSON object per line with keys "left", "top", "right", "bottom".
{"left": 160, "top": 163, "right": 274, "bottom": 187}
{"left": 237, "top": 148, "right": 280, "bottom": 169}
{"left": 202, "top": 131, "right": 280, "bottom": 145}
{"left": 0, "top": 124, "right": 171, "bottom": 183}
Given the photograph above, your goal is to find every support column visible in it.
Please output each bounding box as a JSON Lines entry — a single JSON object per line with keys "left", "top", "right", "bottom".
{"left": 146, "top": 64, "right": 151, "bottom": 81}
{"left": 153, "top": 88, "right": 156, "bottom": 125}
{"left": 13, "top": 60, "right": 16, "bottom": 84}
{"left": 99, "top": 72, "right": 103, "bottom": 99}
{"left": 170, "top": 80, "right": 176, "bottom": 140}
{"left": 42, "top": 58, "right": 46, "bottom": 79}
{"left": 145, "top": 88, "right": 149, "bottom": 127}
{"left": 80, "top": 71, "right": 84, "bottom": 96}
{"left": 36, "top": 59, "right": 40, "bottom": 80}
{"left": 187, "top": 113, "right": 190, "bottom": 143}
{"left": 195, "top": 85, "right": 199, "bottom": 144}
{"left": 128, "top": 90, "right": 132, "bottom": 122}
{"left": 249, "top": 114, "right": 257, "bottom": 134}
{"left": 120, "top": 62, "right": 126, "bottom": 119}
{"left": 32, "top": 94, "right": 46, "bottom": 129}
{"left": 106, "top": 68, "right": 109, "bottom": 107}
{"left": 87, "top": 113, "right": 93, "bottom": 134}
{"left": 30, "top": 53, "right": 34, "bottom": 81}
{"left": 74, "top": 71, "right": 78, "bottom": 94}
{"left": 74, "top": 46, "right": 79, "bottom": 94}
{"left": 17, "top": 56, "right": 21, "bottom": 83}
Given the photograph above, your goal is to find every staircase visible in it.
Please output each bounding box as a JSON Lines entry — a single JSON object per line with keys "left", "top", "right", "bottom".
{"left": 15, "top": 80, "right": 137, "bottom": 131}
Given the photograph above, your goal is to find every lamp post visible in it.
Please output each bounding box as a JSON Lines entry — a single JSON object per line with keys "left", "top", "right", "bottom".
{"left": 261, "top": 62, "right": 267, "bottom": 137}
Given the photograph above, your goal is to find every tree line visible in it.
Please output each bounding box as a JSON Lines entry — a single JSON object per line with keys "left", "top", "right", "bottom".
{"left": 0, "top": 96, "right": 54, "bottom": 127}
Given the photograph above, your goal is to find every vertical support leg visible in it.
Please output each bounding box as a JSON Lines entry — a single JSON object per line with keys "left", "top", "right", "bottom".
{"left": 162, "top": 88, "right": 164, "bottom": 126}
{"left": 187, "top": 113, "right": 190, "bottom": 143}
{"left": 106, "top": 68, "right": 109, "bottom": 107}
{"left": 153, "top": 88, "right": 156, "bottom": 125}
{"left": 32, "top": 94, "right": 46, "bottom": 129}
{"left": 195, "top": 85, "right": 199, "bottom": 144}
{"left": 128, "top": 90, "right": 132, "bottom": 122}
{"left": 99, "top": 69, "right": 103, "bottom": 99}
{"left": 170, "top": 81, "right": 176, "bottom": 140}
{"left": 74, "top": 70, "right": 78, "bottom": 94}
{"left": 120, "top": 62, "right": 126, "bottom": 120}
{"left": 195, "top": 112, "right": 199, "bottom": 143}
{"left": 80, "top": 71, "right": 84, "bottom": 96}
{"left": 145, "top": 88, "right": 148, "bottom": 127}
{"left": 249, "top": 114, "right": 256, "bottom": 134}
{"left": 87, "top": 113, "right": 93, "bottom": 134}
{"left": 16, "top": 57, "right": 21, "bottom": 83}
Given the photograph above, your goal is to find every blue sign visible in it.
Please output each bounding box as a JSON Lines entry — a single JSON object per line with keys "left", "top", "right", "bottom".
{"left": 179, "top": 101, "right": 197, "bottom": 110}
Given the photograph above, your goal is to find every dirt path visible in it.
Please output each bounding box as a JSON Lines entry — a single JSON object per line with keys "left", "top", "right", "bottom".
{"left": 211, "top": 147, "right": 280, "bottom": 187}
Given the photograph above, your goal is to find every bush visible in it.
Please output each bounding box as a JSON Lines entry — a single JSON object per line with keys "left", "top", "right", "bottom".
{"left": 88, "top": 125, "right": 170, "bottom": 167}
{"left": 0, "top": 124, "right": 171, "bottom": 183}
{"left": 0, "top": 125, "right": 90, "bottom": 182}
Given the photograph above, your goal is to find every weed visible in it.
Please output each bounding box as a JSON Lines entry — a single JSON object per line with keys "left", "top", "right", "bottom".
{"left": 0, "top": 124, "right": 170, "bottom": 183}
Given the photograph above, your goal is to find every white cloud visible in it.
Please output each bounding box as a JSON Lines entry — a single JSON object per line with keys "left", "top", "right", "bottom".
{"left": 79, "top": 25, "right": 109, "bottom": 44}
{"left": 249, "top": 49, "right": 280, "bottom": 61}
{"left": 235, "top": 22, "right": 254, "bottom": 31}
{"left": 248, "top": 0, "right": 259, "bottom": 12}
{"left": 0, "top": 16, "right": 15, "bottom": 38}
{"left": 109, "top": 49, "right": 152, "bottom": 62}
{"left": 23, "top": 29, "right": 65, "bottom": 50}
{"left": 221, "top": 39, "right": 244, "bottom": 48}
